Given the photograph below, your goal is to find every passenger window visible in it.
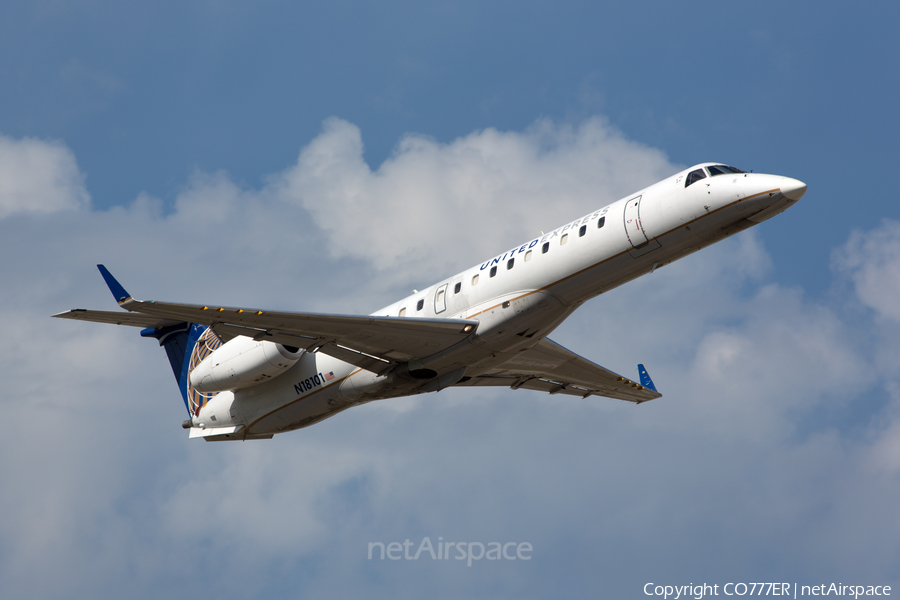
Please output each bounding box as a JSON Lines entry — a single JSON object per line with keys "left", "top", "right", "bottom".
{"left": 507, "top": 258, "right": 514, "bottom": 270}
{"left": 560, "top": 233, "right": 568, "bottom": 245}
{"left": 685, "top": 169, "right": 707, "bottom": 187}
{"left": 399, "top": 307, "right": 406, "bottom": 317}
{"left": 579, "top": 225, "right": 586, "bottom": 237}
{"left": 597, "top": 216, "right": 605, "bottom": 229}
{"left": 416, "top": 299, "right": 424, "bottom": 311}
{"left": 542, "top": 242, "right": 549, "bottom": 254}
{"left": 436, "top": 289, "right": 444, "bottom": 304}
{"left": 454, "top": 282, "right": 461, "bottom": 294}
{"left": 524, "top": 250, "right": 532, "bottom": 262}
{"left": 490, "top": 266, "right": 497, "bottom": 278}
{"left": 472, "top": 274, "right": 479, "bottom": 286}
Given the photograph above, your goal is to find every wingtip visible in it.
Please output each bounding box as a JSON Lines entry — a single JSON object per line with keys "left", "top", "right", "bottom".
{"left": 637, "top": 363, "right": 658, "bottom": 393}
{"left": 97, "top": 264, "right": 133, "bottom": 305}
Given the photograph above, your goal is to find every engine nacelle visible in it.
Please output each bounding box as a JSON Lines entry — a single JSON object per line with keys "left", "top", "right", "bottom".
{"left": 189, "top": 337, "right": 304, "bottom": 393}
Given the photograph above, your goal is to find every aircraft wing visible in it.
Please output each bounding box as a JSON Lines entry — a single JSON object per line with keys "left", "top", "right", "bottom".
{"left": 56, "top": 298, "right": 478, "bottom": 373}
{"left": 130, "top": 298, "right": 476, "bottom": 369}
{"left": 455, "top": 338, "right": 661, "bottom": 403}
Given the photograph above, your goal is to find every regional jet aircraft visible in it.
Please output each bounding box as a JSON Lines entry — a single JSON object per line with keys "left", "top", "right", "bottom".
{"left": 55, "top": 163, "right": 806, "bottom": 440}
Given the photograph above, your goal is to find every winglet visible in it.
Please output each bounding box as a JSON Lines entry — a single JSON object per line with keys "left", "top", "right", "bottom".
{"left": 97, "top": 264, "right": 133, "bottom": 304}
{"left": 637, "top": 364, "right": 657, "bottom": 392}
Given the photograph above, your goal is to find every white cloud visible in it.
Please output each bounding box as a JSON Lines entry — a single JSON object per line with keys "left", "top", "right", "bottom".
{"left": 0, "top": 134, "right": 90, "bottom": 218}
{"left": 833, "top": 219, "right": 900, "bottom": 323}
{"left": 832, "top": 221, "right": 900, "bottom": 484}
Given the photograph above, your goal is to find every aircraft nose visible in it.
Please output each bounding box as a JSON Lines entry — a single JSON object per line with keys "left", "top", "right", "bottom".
{"left": 780, "top": 177, "right": 807, "bottom": 201}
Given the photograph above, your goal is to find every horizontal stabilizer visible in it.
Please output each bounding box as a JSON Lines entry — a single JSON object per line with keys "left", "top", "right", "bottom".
{"left": 188, "top": 425, "right": 273, "bottom": 441}
{"left": 188, "top": 425, "right": 244, "bottom": 439}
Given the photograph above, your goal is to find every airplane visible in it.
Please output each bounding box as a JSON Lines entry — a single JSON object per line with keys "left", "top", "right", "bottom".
{"left": 54, "top": 163, "right": 806, "bottom": 441}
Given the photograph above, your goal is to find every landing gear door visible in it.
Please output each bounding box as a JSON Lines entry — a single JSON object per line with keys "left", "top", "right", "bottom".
{"left": 434, "top": 284, "right": 448, "bottom": 314}
{"left": 623, "top": 195, "right": 649, "bottom": 248}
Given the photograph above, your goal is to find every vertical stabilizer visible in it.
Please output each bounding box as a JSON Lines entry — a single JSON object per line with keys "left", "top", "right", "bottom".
{"left": 141, "top": 323, "right": 221, "bottom": 416}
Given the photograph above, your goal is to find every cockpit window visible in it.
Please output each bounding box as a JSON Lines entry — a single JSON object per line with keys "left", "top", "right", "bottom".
{"left": 685, "top": 169, "right": 707, "bottom": 187}
{"left": 707, "top": 165, "right": 744, "bottom": 176}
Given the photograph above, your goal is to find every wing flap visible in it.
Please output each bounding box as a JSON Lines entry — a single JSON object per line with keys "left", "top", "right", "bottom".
{"left": 457, "top": 338, "right": 661, "bottom": 403}
{"left": 454, "top": 375, "right": 602, "bottom": 398}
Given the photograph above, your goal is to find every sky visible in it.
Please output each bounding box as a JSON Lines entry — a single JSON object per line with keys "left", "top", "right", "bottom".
{"left": 1, "top": 2, "right": 899, "bottom": 599}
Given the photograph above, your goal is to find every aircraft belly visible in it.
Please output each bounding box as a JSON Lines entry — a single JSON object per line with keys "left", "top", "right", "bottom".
{"left": 232, "top": 352, "right": 359, "bottom": 436}
{"left": 339, "top": 368, "right": 421, "bottom": 401}
{"left": 244, "top": 387, "right": 353, "bottom": 435}
{"left": 469, "top": 292, "right": 570, "bottom": 352}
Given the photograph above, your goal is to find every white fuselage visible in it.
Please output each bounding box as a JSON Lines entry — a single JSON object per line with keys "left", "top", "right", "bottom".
{"left": 195, "top": 164, "right": 805, "bottom": 437}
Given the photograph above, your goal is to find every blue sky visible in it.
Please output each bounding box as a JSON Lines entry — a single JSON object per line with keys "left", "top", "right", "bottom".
{"left": 3, "top": 2, "right": 896, "bottom": 294}
{"left": 2, "top": 2, "right": 899, "bottom": 599}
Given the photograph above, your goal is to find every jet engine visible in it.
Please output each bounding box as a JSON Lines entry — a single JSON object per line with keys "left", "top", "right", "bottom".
{"left": 189, "top": 336, "right": 304, "bottom": 393}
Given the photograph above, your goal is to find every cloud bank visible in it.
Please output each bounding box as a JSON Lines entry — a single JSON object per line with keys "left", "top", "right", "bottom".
{"left": 1, "top": 120, "right": 898, "bottom": 599}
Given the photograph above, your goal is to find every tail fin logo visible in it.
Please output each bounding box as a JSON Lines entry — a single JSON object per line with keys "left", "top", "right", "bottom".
{"left": 186, "top": 327, "right": 223, "bottom": 416}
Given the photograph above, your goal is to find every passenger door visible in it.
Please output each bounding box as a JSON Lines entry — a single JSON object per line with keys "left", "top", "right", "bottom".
{"left": 623, "top": 195, "right": 649, "bottom": 247}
